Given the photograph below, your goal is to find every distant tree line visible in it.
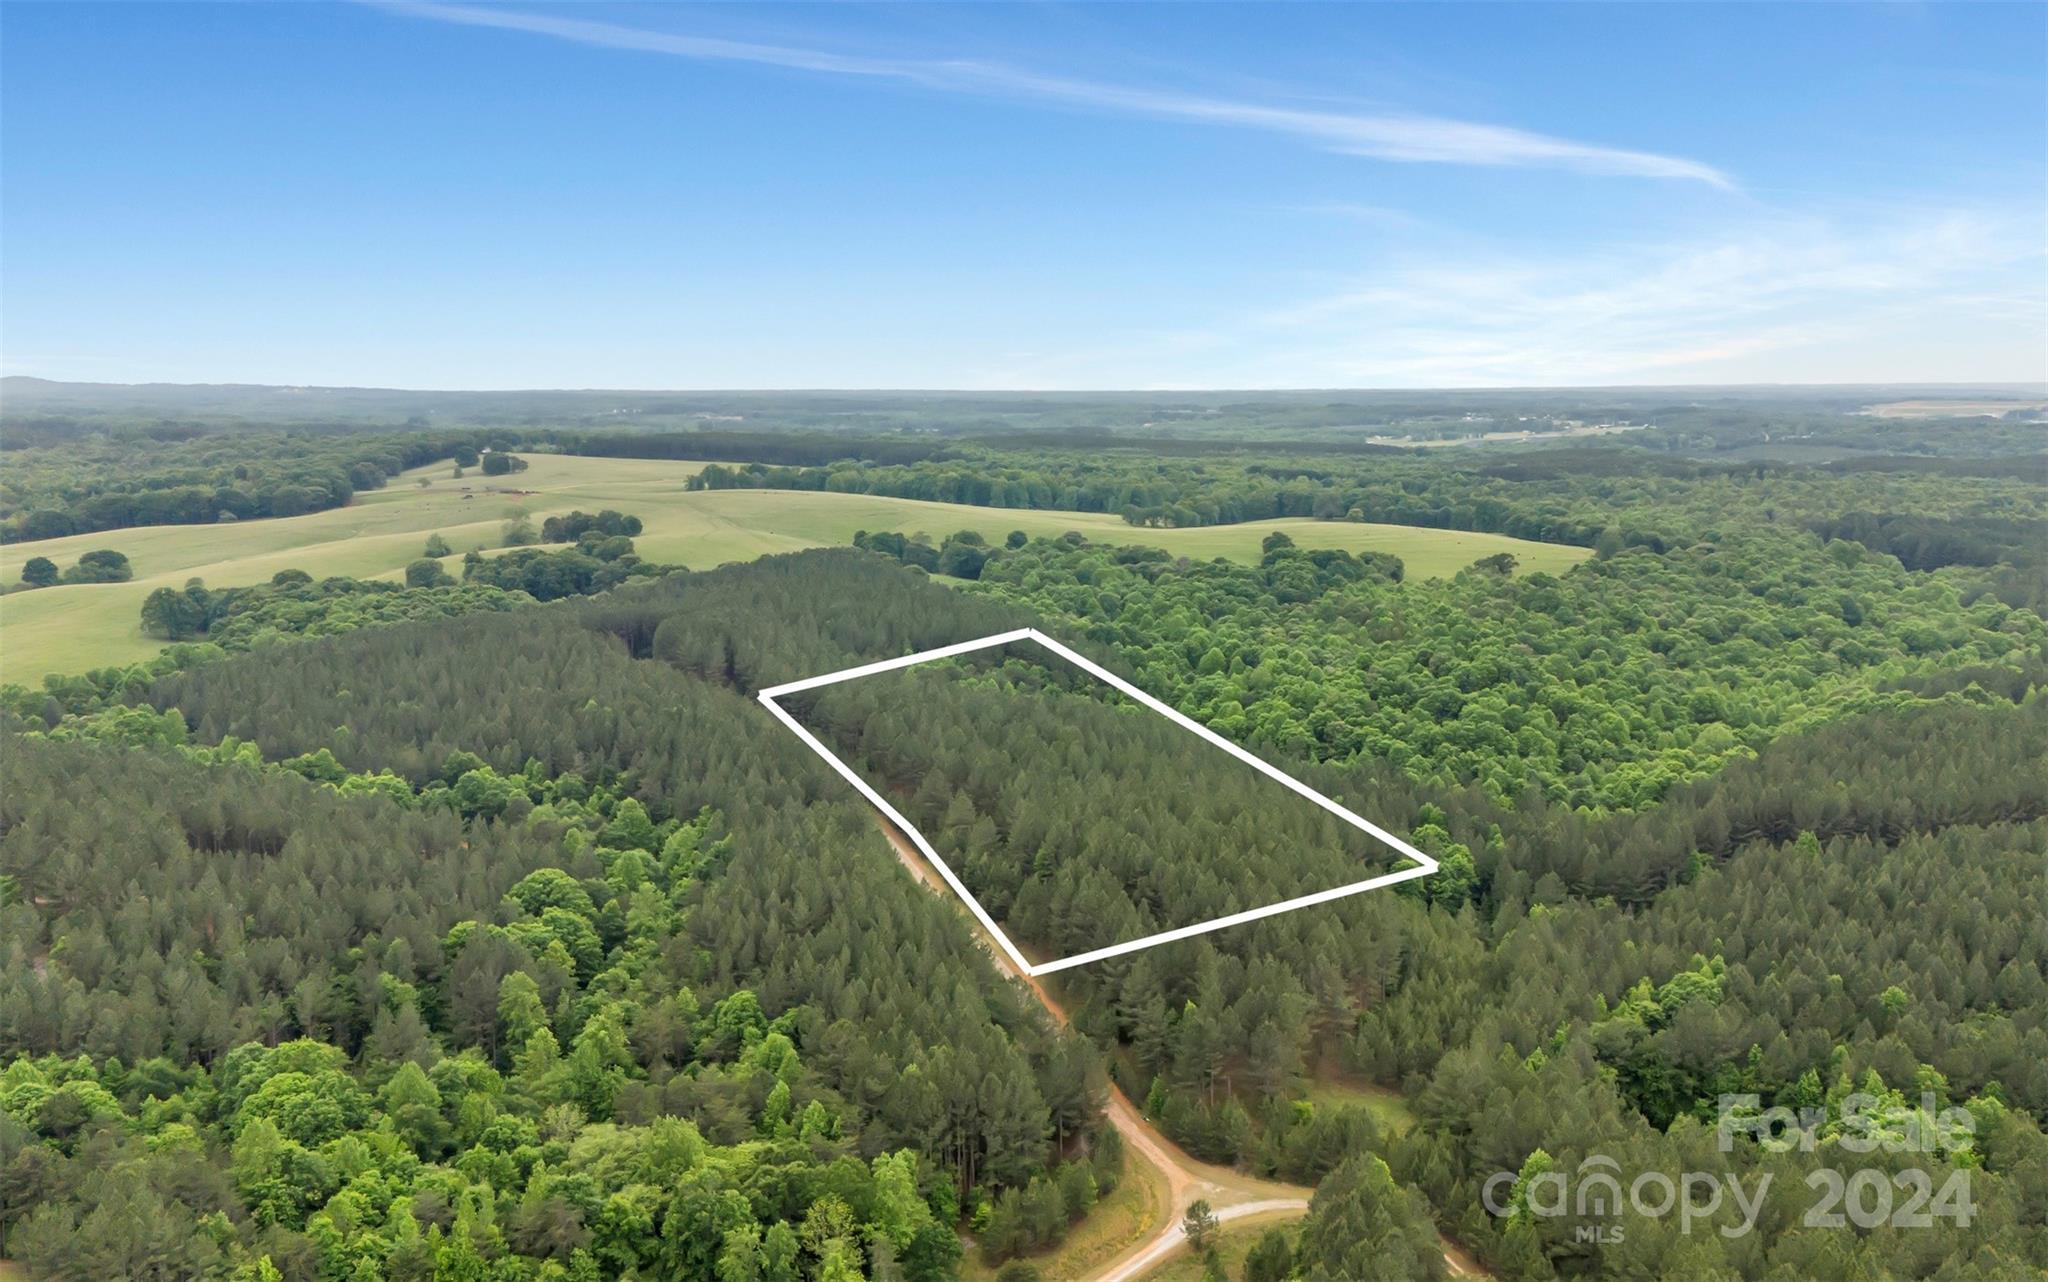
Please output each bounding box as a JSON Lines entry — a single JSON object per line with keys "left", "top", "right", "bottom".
{"left": 852, "top": 529, "right": 1015, "bottom": 580}
{"left": 1809, "top": 511, "right": 2047, "bottom": 572}
{"left": 540, "top": 429, "right": 961, "bottom": 469}
{"left": 679, "top": 442, "right": 2048, "bottom": 571}
{"left": 136, "top": 568, "right": 535, "bottom": 646}
{"left": 14, "top": 548, "right": 131, "bottom": 589}
{"left": 131, "top": 510, "right": 664, "bottom": 646}
{"left": 1809, "top": 510, "right": 2048, "bottom": 608}
{"left": 0, "top": 432, "right": 470, "bottom": 544}
{"left": 539, "top": 510, "right": 642, "bottom": 543}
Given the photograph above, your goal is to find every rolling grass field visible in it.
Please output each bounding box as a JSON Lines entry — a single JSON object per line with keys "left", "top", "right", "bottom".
{"left": 0, "top": 453, "right": 1588, "bottom": 681}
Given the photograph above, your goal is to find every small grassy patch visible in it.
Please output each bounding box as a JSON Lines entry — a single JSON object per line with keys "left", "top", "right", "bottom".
{"left": 1302, "top": 1075, "right": 1417, "bottom": 1134}
{"left": 962, "top": 1144, "right": 1168, "bottom": 1282}
{"left": 1136, "top": 1212, "right": 1300, "bottom": 1281}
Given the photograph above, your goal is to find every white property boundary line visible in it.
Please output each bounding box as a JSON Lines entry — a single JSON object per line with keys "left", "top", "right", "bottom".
{"left": 758, "top": 627, "right": 1437, "bottom": 976}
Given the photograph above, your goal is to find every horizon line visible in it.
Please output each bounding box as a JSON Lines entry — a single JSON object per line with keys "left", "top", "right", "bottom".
{"left": 6, "top": 374, "right": 2045, "bottom": 396}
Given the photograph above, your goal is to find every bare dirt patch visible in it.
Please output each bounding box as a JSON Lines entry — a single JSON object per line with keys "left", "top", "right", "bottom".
{"left": 1862, "top": 399, "right": 2045, "bottom": 419}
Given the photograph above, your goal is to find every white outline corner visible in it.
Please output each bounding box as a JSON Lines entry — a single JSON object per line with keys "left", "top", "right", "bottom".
{"left": 758, "top": 628, "right": 1436, "bottom": 975}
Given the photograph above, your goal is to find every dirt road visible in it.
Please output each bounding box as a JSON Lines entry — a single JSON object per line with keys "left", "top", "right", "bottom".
{"left": 871, "top": 817, "right": 1486, "bottom": 1280}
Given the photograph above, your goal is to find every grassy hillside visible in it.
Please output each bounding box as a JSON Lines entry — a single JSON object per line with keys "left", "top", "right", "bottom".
{"left": 0, "top": 453, "right": 1588, "bottom": 680}
{"left": 668, "top": 490, "right": 1588, "bottom": 581}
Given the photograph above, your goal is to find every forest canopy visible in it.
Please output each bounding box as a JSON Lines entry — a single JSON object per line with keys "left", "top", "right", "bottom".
{"left": 2, "top": 399, "right": 2044, "bottom": 1282}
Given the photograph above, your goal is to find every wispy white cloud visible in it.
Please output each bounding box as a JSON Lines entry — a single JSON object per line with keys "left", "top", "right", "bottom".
{"left": 976, "top": 211, "right": 2047, "bottom": 387}
{"left": 373, "top": 1, "right": 1733, "bottom": 186}
{"left": 1252, "top": 211, "right": 2048, "bottom": 385}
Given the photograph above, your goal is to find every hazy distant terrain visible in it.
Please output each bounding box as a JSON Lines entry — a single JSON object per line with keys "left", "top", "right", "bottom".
{"left": 7, "top": 375, "right": 2044, "bottom": 453}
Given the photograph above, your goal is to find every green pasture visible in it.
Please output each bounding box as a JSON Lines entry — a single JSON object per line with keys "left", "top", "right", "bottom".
{"left": 1, "top": 454, "right": 1587, "bottom": 681}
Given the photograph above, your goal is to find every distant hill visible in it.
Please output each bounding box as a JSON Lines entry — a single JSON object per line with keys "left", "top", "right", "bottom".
{"left": 5, "top": 374, "right": 2045, "bottom": 437}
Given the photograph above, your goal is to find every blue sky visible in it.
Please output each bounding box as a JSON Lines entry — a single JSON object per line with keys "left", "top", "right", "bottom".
{"left": 3, "top": 2, "right": 2042, "bottom": 389}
